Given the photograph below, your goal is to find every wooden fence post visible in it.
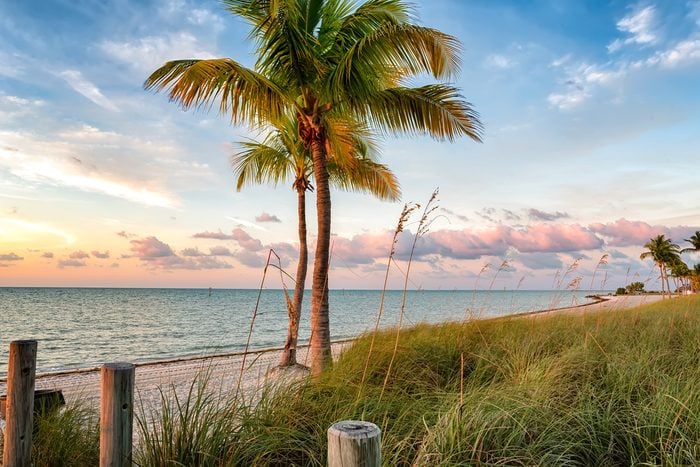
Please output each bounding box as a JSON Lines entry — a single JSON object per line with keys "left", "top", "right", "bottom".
{"left": 328, "top": 420, "right": 381, "bottom": 467}
{"left": 2, "top": 340, "right": 37, "bottom": 467}
{"left": 99, "top": 362, "right": 135, "bottom": 467}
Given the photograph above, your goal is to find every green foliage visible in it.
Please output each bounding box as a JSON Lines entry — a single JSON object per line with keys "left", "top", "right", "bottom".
{"left": 616, "top": 287, "right": 627, "bottom": 295}
{"left": 133, "top": 295, "right": 700, "bottom": 465}
{"left": 0, "top": 401, "right": 99, "bottom": 466}
{"left": 626, "top": 281, "right": 645, "bottom": 294}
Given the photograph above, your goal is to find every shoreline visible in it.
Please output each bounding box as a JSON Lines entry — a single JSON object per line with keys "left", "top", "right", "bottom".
{"left": 0, "top": 293, "right": 670, "bottom": 406}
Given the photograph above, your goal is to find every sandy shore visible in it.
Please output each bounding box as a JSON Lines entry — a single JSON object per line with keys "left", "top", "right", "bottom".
{"left": 0, "top": 294, "right": 668, "bottom": 409}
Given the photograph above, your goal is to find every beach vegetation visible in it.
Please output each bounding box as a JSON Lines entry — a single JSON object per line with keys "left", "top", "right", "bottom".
{"left": 0, "top": 400, "right": 99, "bottom": 466}
{"left": 681, "top": 231, "right": 700, "bottom": 254}
{"left": 144, "top": 0, "right": 482, "bottom": 375}
{"left": 232, "top": 114, "right": 400, "bottom": 367}
{"left": 133, "top": 295, "right": 699, "bottom": 466}
{"left": 640, "top": 234, "right": 681, "bottom": 298}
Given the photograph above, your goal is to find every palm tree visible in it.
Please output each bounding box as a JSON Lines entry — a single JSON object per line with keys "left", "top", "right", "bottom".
{"left": 681, "top": 231, "right": 700, "bottom": 254}
{"left": 640, "top": 235, "right": 680, "bottom": 298}
{"left": 232, "top": 115, "right": 399, "bottom": 367}
{"left": 145, "top": 0, "right": 482, "bottom": 374}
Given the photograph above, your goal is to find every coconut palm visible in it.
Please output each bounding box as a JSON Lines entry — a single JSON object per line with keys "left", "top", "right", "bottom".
{"left": 233, "top": 115, "right": 399, "bottom": 367}
{"left": 640, "top": 235, "right": 680, "bottom": 298}
{"left": 145, "top": 0, "right": 482, "bottom": 374}
{"left": 681, "top": 231, "right": 700, "bottom": 254}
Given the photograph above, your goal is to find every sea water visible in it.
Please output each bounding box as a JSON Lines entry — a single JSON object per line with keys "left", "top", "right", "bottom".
{"left": 0, "top": 288, "right": 607, "bottom": 375}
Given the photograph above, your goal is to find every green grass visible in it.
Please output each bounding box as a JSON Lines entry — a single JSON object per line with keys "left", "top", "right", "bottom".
{"left": 0, "top": 400, "right": 99, "bottom": 467}
{"left": 135, "top": 294, "right": 700, "bottom": 466}
{"left": 4, "top": 295, "right": 698, "bottom": 466}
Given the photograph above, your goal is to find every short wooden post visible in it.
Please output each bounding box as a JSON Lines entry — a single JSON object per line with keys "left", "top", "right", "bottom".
{"left": 2, "top": 340, "right": 38, "bottom": 467}
{"left": 100, "top": 362, "right": 135, "bottom": 467}
{"left": 328, "top": 420, "right": 381, "bottom": 467}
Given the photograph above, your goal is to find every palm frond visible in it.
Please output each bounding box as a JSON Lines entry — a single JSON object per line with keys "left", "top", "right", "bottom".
{"left": 327, "top": 157, "right": 400, "bottom": 201}
{"left": 327, "top": 23, "right": 461, "bottom": 101}
{"left": 232, "top": 138, "right": 296, "bottom": 190}
{"left": 354, "top": 84, "right": 483, "bottom": 142}
{"left": 144, "top": 58, "right": 288, "bottom": 127}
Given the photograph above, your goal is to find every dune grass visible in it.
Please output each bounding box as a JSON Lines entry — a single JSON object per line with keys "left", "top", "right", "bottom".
{"left": 4, "top": 295, "right": 698, "bottom": 465}
{"left": 133, "top": 294, "right": 699, "bottom": 466}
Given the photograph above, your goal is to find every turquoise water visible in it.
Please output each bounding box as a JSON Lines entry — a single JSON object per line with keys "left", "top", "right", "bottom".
{"left": 0, "top": 288, "right": 607, "bottom": 375}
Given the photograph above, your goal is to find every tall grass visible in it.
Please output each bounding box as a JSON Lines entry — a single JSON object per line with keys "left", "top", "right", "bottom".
{"left": 130, "top": 295, "right": 699, "bottom": 465}
{"left": 0, "top": 400, "right": 99, "bottom": 466}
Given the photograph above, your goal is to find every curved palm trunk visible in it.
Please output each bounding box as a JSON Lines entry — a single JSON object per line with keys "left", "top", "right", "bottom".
{"left": 279, "top": 187, "right": 308, "bottom": 367}
{"left": 309, "top": 128, "right": 332, "bottom": 376}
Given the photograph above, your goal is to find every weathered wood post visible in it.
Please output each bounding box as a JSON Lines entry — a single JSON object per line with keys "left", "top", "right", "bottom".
{"left": 100, "top": 362, "right": 135, "bottom": 467}
{"left": 328, "top": 420, "right": 381, "bottom": 467}
{"left": 2, "top": 340, "right": 38, "bottom": 467}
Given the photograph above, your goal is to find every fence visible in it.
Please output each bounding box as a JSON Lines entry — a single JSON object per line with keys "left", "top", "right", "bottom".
{"left": 0, "top": 340, "right": 379, "bottom": 466}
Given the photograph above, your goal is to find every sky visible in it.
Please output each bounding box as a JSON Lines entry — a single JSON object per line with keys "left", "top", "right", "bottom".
{"left": 1, "top": 0, "right": 699, "bottom": 290}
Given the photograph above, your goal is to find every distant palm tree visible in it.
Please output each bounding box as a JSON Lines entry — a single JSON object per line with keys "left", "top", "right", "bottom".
{"left": 640, "top": 235, "right": 681, "bottom": 298}
{"left": 145, "top": 0, "right": 482, "bottom": 374}
{"left": 681, "top": 231, "right": 700, "bottom": 254}
{"left": 233, "top": 115, "right": 399, "bottom": 367}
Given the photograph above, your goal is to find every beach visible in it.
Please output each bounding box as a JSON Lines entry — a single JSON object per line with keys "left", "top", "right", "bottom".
{"left": 0, "top": 294, "right": 665, "bottom": 409}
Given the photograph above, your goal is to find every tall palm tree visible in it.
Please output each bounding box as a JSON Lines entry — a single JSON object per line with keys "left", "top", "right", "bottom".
{"left": 233, "top": 115, "right": 399, "bottom": 367}
{"left": 145, "top": 0, "right": 482, "bottom": 374}
{"left": 681, "top": 231, "right": 700, "bottom": 254}
{"left": 640, "top": 235, "right": 680, "bottom": 298}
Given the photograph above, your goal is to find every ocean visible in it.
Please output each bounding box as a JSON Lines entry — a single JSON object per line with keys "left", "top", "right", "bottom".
{"left": 0, "top": 288, "right": 607, "bottom": 376}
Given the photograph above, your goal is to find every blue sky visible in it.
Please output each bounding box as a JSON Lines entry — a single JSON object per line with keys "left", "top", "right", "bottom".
{"left": 1, "top": 0, "right": 699, "bottom": 289}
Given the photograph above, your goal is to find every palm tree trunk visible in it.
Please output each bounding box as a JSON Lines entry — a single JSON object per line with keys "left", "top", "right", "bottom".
{"left": 309, "top": 127, "right": 332, "bottom": 376}
{"left": 279, "top": 187, "right": 308, "bottom": 367}
{"left": 659, "top": 263, "right": 666, "bottom": 298}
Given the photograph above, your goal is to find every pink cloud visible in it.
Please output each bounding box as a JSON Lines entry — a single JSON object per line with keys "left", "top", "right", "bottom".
{"left": 69, "top": 250, "right": 90, "bottom": 259}
{"left": 256, "top": 212, "right": 281, "bottom": 223}
{"left": 506, "top": 224, "right": 602, "bottom": 253}
{"left": 209, "top": 246, "right": 233, "bottom": 256}
{"left": 193, "top": 230, "right": 236, "bottom": 240}
{"left": 58, "top": 259, "right": 86, "bottom": 268}
{"left": 425, "top": 227, "right": 510, "bottom": 259}
{"left": 588, "top": 219, "right": 698, "bottom": 247}
{"left": 0, "top": 252, "right": 23, "bottom": 261}
{"left": 231, "top": 228, "right": 264, "bottom": 251}
{"left": 41, "top": 252, "right": 54, "bottom": 259}
{"left": 130, "top": 236, "right": 233, "bottom": 270}
{"left": 130, "top": 236, "right": 175, "bottom": 258}
{"left": 181, "top": 247, "right": 205, "bottom": 257}
{"left": 91, "top": 250, "right": 110, "bottom": 259}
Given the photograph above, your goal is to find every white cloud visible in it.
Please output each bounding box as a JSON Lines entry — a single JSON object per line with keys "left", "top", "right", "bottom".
{"left": 608, "top": 5, "right": 658, "bottom": 52}
{"left": 547, "top": 89, "right": 590, "bottom": 110}
{"left": 646, "top": 39, "right": 700, "bottom": 67}
{"left": 0, "top": 130, "right": 177, "bottom": 208}
{"left": 484, "top": 54, "right": 514, "bottom": 69}
{"left": 101, "top": 32, "right": 215, "bottom": 74}
{"left": 58, "top": 70, "right": 119, "bottom": 112}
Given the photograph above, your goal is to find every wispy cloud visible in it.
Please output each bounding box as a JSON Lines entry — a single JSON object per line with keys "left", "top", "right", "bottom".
{"left": 101, "top": 32, "right": 215, "bottom": 74}
{"left": 0, "top": 130, "right": 177, "bottom": 208}
{"left": 255, "top": 212, "right": 281, "bottom": 223}
{"left": 528, "top": 209, "right": 569, "bottom": 221}
{"left": 130, "top": 236, "right": 233, "bottom": 270}
{"left": 57, "top": 70, "right": 119, "bottom": 111}
{"left": 58, "top": 259, "right": 86, "bottom": 268}
{"left": 0, "top": 252, "right": 23, "bottom": 261}
{"left": 608, "top": 5, "right": 658, "bottom": 53}
{"left": 226, "top": 216, "right": 268, "bottom": 231}
{"left": 484, "top": 54, "right": 514, "bottom": 69}
{"left": 92, "top": 250, "right": 110, "bottom": 259}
